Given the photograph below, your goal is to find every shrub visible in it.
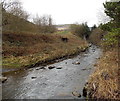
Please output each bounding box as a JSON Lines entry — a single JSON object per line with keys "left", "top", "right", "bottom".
{"left": 89, "top": 28, "right": 106, "bottom": 45}
{"left": 102, "top": 28, "right": 120, "bottom": 50}
{"left": 70, "top": 23, "right": 90, "bottom": 39}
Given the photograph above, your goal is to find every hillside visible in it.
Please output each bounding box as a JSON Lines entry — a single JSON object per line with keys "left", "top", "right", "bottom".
{"left": 2, "top": 11, "right": 88, "bottom": 70}
{"left": 3, "top": 31, "right": 88, "bottom": 70}
{"left": 3, "top": 10, "right": 40, "bottom": 33}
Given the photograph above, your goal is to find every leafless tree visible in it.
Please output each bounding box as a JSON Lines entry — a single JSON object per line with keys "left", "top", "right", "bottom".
{"left": 33, "top": 14, "right": 42, "bottom": 26}
{"left": 1, "top": 0, "right": 13, "bottom": 10}
{"left": 97, "top": 6, "right": 111, "bottom": 25}
{"left": 1, "top": 0, "right": 20, "bottom": 11}
{"left": 33, "top": 14, "right": 53, "bottom": 26}
{"left": 33, "top": 14, "right": 56, "bottom": 33}
{"left": 1, "top": 0, "right": 29, "bottom": 20}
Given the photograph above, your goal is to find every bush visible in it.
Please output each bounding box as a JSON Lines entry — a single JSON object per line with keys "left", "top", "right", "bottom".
{"left": 89, "top": 28, "right": 106, "bottom": 45}
{"left": 99, "top": 21, "right": 117, "bottom": 32}
{"left": 102, "top": 28, "right": 120, "bottom": 50}
{"left": 70, "top": 23, "right": 90, "bottom": 39}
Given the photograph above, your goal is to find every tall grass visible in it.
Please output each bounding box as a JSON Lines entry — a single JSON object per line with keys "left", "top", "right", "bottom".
{"left": 2, "top": 31, "right": 88, "bottom": 69}
{"left": 87, "top": 49, "right": 119, "bottom": 99}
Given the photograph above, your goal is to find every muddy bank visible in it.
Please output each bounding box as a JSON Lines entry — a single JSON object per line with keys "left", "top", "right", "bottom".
{"left": 2, "top": 45, "right": 102, "bottom": 99}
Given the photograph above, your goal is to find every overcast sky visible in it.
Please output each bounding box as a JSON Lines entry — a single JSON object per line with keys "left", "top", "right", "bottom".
{"left": 20, "top": 0, "right": 110, "bottom": 27}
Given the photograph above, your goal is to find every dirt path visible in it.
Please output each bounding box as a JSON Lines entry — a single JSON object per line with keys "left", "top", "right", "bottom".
{"left": 2, "top": 45, "right": 102, "bottom": 99}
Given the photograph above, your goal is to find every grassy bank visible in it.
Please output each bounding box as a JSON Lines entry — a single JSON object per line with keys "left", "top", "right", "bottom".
{"left": 3, "top": 11, "right": 40, "bottom": 33}
{"left": 3, "top": 31, "right": 88, "bottom": 69}
{"left": 86, "top": 48, "right": 119, "bottom": 99}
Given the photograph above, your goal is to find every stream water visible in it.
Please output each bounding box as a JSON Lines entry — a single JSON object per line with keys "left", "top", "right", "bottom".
{"left": 2, "top": 45, "right": 102, "bottom": 99}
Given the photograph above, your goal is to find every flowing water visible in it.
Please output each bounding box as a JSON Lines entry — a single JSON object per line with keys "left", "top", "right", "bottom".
{"left": 2, "top": 45, "right": 102, "bottom": 99}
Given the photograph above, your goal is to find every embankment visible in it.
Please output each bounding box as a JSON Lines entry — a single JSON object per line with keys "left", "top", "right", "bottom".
{"left": 3, "top": 31, "right": 88, "bottom": 70}
{"left": 84, "top": 48, "right": 119, "bottom": 99}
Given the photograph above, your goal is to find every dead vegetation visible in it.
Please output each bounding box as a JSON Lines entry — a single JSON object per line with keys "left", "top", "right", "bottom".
{"left": 2, "top": 31, "right": 88, "bottom": 69}
{"left": 86, "top": 48, "right": 119, "bottom": 99}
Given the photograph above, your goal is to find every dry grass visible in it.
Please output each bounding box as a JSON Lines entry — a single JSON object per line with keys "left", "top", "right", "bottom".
{"left": 2, "top": 31, "right": 88, "bottom": 69}
{"left": 89, "top": 28, "right": 107, "bottom": 46}
{"left": 87, "top": 48, "right": 119, "bottom": 99}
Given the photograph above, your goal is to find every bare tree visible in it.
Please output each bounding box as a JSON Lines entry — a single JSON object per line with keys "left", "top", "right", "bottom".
{"left": 97, "top": 6, "right": 111, "bottom": 25}
{"left": 1, "top": 0, "right": 14, "bottom": 10}
{"left": 1, "top": 0, "right": 20, "bottom": 11}
{"left": 33, "top": 14, "right": 53, "bottom": 26}
{"left": 33, "top": 14, "right": 42, "bottom": 26}
{"left": 1, "top": 0, "right": 29, "bottom": 20}
{"left": 48, "top": 15, "right": 52, "bottom": 26}
{"left": 33, "top": 14, "right": 56, "bottom": 33}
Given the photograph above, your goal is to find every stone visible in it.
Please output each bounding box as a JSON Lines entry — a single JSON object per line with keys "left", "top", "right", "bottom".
{"left": 89, "top": 44, "right": 92, "bottom": 47}
{"left": 36, "top": 68, "right": 40, "bottom": 70}
{"left": 0, "top": 77, "right": 7, "bottom": 83}
{"left": 81, "top": 49, "right": 86, "bottom": 52}
{"left": 36, "top": 67, "right": 45, "bottom": 70}
{"left": 83, "top": 86, "right": 87, "bottom": 97}
{"left": 31, "top": 76, "right": 37, "bottom": 79}
{"left": 72, "top": 91, "right": 81, "bottom": 97}
{"left": 56, "top": 67, "right": 62, "bottom": 69}
{"left": 72, "top": 62, "right": 80, "bottom": 65}
{"left": 48, "top": 66, "right": 55, "bottom": 69}
{"left": 81, "top": 68, "right": 87, "bottom": 71}
{"left": 76, "top": 62, "right": 80, "bottom": 64}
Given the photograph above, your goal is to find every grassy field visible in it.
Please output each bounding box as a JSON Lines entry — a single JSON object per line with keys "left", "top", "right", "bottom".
{"left": 2, "top": 31, "right": 88, "bottom": 69}
{"left": 86, "top": 48, "right": 119, "bottom": 99}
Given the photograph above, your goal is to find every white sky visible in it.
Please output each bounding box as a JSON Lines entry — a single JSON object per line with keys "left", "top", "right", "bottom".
{"left": 20, "top": 0, "right": 109, "bottom": 27}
